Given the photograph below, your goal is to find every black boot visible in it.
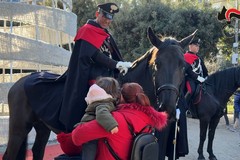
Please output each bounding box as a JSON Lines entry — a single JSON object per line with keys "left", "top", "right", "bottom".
{"left": 186, "top": 110, "right": 193, "bottom": 118}
{"left": 184, "top": 91, "right": 192, "bottom": 105}
{"left": 185, "top": 92, "right": 193, "bottom": 118}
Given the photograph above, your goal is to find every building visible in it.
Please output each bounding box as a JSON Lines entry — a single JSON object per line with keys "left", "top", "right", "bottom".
{"left": 0, "top": 0, "right": 77, "bottom": 108}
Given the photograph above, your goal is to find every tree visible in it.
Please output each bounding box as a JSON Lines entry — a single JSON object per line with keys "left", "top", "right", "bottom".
{"left": 72, "top": 0, "right": 96, "bottom": 28}
{"left": 71, "top": 0, "right": 228, "bottom": 67}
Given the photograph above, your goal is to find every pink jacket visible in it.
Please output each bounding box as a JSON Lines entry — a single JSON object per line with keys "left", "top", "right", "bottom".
{"left": 72, "top": 103, "right": 167, "bottom": 160}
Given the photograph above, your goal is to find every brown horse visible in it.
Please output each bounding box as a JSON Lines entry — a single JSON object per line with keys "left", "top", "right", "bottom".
{"left": 190, "top": 67, "right": 240, "bottom": 160}
{"left": 3, "top": 27, "right": 195, "bottom": 160}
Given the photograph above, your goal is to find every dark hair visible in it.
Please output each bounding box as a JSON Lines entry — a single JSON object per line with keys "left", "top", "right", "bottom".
{"left": 121, "top": 83, "right": 150, "bottom": 106}
{"left": 96, "top": 77, "right": 120, "bottom": 101}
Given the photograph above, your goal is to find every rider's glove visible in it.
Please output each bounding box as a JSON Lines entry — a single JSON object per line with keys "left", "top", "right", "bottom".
{"left": 176, "top": 108, "right": 181, "bottom": 120}
{"left": 116, "top": 61, "right": 132, "bottom": 75}
{"left": 197, "top": 76, "right": 205, "bottom": 83}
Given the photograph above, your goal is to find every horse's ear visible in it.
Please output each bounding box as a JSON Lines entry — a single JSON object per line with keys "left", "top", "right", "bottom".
{"left": 147, "top": 27, "right": 162, "bottom": 48}
{"left": 179, "top": 29, "right": 198, "bottom": 49}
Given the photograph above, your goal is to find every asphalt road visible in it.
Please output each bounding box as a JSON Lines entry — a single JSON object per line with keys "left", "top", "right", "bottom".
{"left": 1, "top": 115, "right": 240, "bottom": 160}
{"left": 182, "top": 115, "right": 240, "bottom": 160}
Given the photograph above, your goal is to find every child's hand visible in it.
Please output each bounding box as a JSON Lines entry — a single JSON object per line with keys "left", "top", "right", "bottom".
{"left": 111, "top": 127, "right": 119, "bottom": 134}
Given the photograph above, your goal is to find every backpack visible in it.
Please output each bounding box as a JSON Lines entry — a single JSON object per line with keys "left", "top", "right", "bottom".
{"left": 54, "top": 154, "right": 82, "bottom": 160}
{"left": 105, "top": 114, "right": 159, "bottom": 160}
{"left": 129, "top": 126, "right": 159, "bottom": 160}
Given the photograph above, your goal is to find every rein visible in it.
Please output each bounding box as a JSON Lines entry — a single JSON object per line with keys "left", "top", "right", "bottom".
{"left": 195, "top": 83, "right": 226, "bottom": 112}
{"left": 205, "top": 91, "right": 226, "bottom": 112}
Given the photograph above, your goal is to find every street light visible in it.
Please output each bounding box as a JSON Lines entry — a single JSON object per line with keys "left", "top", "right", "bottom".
{"left": 232, "top": 0, "right": 239, "bottom": 65}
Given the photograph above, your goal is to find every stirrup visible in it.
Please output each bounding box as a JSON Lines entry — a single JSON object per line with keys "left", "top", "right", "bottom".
{"left": 186, "top": 110, "right": 192, "bottom": 118}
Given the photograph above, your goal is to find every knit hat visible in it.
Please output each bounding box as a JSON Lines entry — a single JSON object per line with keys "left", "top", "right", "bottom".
{"left": 85, "top": 84, "right": 112, "bottom": 104}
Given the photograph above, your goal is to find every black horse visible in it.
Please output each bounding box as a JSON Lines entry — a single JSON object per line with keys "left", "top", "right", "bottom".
{"left": 190, "top": 67, "right": 240, "bottom": 160}
{"left": 3, "top": 27, "right": 195, "bottom": 160}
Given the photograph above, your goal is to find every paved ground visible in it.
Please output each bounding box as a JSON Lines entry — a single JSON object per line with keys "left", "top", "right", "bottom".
{"left": 182, "top": 115, "right": 240, "bottom": 160}
{"left": 0, "top": 142, "right": 63, "bottom": 160}
{"left": 0, "top": 116, "right": 57, "bottom": 153}
{"left": 0, "top": 115, "right": 239, "bottom": 160}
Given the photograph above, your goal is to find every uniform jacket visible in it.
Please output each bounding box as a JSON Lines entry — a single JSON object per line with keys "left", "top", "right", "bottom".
{"left": 72, "top": 103, "right": 168, "bottom": 160}
{"left": 80, "top": 98, "right": 118, "bottom": 132}
{"left": 184, "top": 51, "right": 208, "bottom": 80}
{"left": 59, "top": 19, "right": 123, "bottom": 131}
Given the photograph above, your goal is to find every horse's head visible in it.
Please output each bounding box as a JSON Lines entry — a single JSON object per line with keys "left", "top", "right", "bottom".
{"left": 147, "top": 27, "right": 196, "bottom": 119}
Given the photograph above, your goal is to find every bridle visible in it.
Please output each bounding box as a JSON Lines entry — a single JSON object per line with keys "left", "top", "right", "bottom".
{"left": 156, "top": 84, "right": 179, "bottom": 97}
{"left": 153, "top": 41, "right": 183, "bottom": 108}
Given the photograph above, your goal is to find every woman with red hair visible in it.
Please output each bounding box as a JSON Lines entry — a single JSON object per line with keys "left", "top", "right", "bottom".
{"left": 57, "top": 82, "right": 167, "bottom": 160}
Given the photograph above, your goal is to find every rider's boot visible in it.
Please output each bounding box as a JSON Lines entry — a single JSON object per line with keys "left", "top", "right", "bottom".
{"left": 185, "top": 92, "right": 193, "bottom": 118}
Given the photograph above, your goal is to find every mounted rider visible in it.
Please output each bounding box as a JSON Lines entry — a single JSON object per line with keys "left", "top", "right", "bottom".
{"left": 184, "top": 38, "right": 208, "bottom": 113}
{"left": 59, "top": 2, "right": 132, "bottom": 132}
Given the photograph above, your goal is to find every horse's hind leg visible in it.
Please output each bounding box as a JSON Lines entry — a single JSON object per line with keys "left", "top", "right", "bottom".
{"left": 207, "top": 118, "right": 220, "bottom": 160}
{"left": 3, "top": 137, "right": 28, "bottom": 160}
{"left": 3, "top": 103, "right": 33, "bottom": 160}
{"left": 198, "top": 120, "right": 209, "bottom": 160}
{"left": 32, "top": 121, "right": 51, "bottom": 160}
{"left": 17, "top": 137, "right": 28, "bottom": 160}
{"left": 3, "top": 120, "right": 33, "bottom": 160}
{"left": 3, "top": 76, "right": 34, "bottom": 160}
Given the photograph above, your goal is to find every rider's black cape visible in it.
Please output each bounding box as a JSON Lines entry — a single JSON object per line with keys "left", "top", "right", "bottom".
{"left": 24, "top": 72, "right": 66, "bottom": 130}
{"left": 24, "top": 20, "right": 122, "bottom": 132}
{"left": 166, "top": 94, "right": 189, "bottom": 159}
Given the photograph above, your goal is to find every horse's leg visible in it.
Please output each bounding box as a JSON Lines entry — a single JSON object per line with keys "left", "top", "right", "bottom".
{"left": 32, "top": 121, "right": 51, "bottom": 160}
{"left": 3, "top": 116, "right": 33, "bottom": 160}
{"left": 156, "top": 123, "right": 171, "bottom": 160}
{"left": 3, "top": 77, "right": 34, "bottom": 160}
{"left": 17, "top": 137, "right": 28, "bottom": 160}
{"left": 197, "top": 120, "right": 209, "bottom": 160}
{"left": 207, "top": 117, "right": 220, "bottom": 160}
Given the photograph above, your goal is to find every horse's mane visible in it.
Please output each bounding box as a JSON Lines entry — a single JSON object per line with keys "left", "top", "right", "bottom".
{"left": 120, "top": 36, "right": 182, "bottom": 85}
{"left": 206, "top": 67, "right": 240, "bottom": 91}
{"left": 131, "top": 37, "right": 180, "bottom": 67}
{"left": 131, "top": 47, "right": 155, "bottom": 68}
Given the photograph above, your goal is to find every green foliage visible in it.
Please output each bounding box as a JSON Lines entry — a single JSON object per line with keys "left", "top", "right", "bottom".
{"left": 111, "top": 2, "right": 171, "bottom": 60}
{"left": 71, "top": 0, "right": 230, "bottom": 64}
{"left": 72, "top": 0, "right": 96, "bottom": 28}
{"left": 227, "top": 96, "right": 234, "bottom": 114}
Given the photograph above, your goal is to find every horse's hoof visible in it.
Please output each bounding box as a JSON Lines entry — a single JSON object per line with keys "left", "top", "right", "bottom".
{"left": 209, "top": 156, "right": 217, "bottom": 160}
{"left": 198, "top": 155, "right": 206, "bottom": 160}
